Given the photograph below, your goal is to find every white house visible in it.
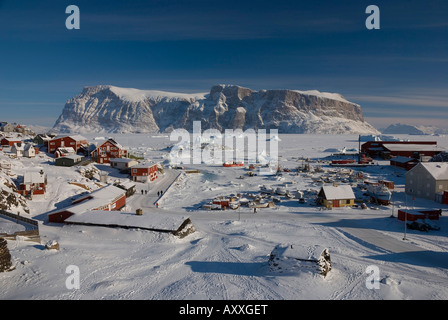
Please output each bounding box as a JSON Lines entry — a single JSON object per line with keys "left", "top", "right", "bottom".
{"left": 406, "top": 162, "right": 448, "bottom": 201}
{"left": 11, "top": 142, "right": 24, "bottom": 157}
{"left": 23, "top": 143, "right": 36, "bottom": 158}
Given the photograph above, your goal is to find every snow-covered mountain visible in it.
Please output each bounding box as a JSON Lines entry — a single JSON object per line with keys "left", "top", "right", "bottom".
{"left": 52, "top": 84, "right": 380, "bottom": 134}
{"left": 382, "top": 123, "right": 448, "bottom": 135}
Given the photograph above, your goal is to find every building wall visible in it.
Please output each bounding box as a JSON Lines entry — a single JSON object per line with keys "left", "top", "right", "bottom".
{"left": 48, "top": 211, "right": 74, "bottom": 223}
{"left": 405, "top": 164, "right": 439, "bottom": 200}
{"left": 92, "top": 140, "right": 127, "bottom": 164}
{"left": 49, "top": 137, "right": 87, "bottom": 153}
{"left": 131, "top": 164, "right": 158, "bottom": 182}
{"left": 321, "top": 198, "right": 354, "bottom": 208}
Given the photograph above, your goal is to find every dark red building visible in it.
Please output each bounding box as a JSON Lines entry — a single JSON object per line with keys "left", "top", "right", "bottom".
{"left": 48, "top": 135, "right": 88, "bottom": 154}
{"left": 361, "top": 141, "right": 443, "bottom": 159}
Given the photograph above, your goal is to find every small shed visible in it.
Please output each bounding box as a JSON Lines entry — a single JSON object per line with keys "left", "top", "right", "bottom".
{"left": 318, "top": 184, "right": 355, "bottom": 208}
{"left": 55, "top": 154, "right": 84, "bottom": 167}
{"left": 397, "top": 209, "right": 441, "bottom": 222}
{"left": 115, "top": 181, "right": 137, "bottom": 197}
{"left": 390, "top": 156, "right": 419, "bottom": 171}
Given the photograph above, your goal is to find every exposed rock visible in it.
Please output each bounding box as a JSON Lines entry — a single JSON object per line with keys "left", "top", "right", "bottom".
{"left": 53, "top": 84, "right": 380, "bottom": 135}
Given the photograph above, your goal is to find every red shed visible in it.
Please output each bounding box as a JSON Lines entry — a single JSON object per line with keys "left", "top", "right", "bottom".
{"left": 397, "top": 209, "right": 441, "bottom": 222}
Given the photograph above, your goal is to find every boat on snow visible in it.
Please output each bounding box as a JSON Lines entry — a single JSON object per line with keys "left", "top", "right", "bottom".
{"left": 365, "top": 181, "right": 392, "bottom": 205}
{"left": 223, "top": 161, "right": 244, "bottom": 167}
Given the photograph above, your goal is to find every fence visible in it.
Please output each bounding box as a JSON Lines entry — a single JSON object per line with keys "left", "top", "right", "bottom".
{"left": 0, "top": 210, "right": 41, "bottom": 243}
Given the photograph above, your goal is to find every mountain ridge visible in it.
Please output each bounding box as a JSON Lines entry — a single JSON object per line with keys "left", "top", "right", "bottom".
{"left": 52, "top": 84, "right": 380, "bottom": 135}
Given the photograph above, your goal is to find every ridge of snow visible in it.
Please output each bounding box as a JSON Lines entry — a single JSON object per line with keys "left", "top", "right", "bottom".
{"left": 108, "top": 86, "right": 207, "bottom": 103}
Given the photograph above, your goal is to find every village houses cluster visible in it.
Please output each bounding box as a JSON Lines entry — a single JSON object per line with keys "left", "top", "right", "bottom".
{"left": 0, "top": 120, "right": 447, "bottom": 230}
{"left": 0, "top": 122, "right": 160, "bottom": 207}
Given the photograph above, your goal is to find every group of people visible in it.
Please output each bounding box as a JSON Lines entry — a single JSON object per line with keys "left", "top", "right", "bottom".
{"left": 140, "top": 189, "right": 164, "bottom": 196}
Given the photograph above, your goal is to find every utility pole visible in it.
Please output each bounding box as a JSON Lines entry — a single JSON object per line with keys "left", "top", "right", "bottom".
{"left": 403, "top": 211, "right": 407, "bottom": 240}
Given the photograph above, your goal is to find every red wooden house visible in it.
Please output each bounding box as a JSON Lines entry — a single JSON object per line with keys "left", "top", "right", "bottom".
{"left": 131, "top": 163, "right": 158, "bottom": 183}
{"left": 17, "top": 171, "right": 47, "bottom": 199}
{"left": 91, "top": 138, "right": 128, "bottom": 164}
{"left": 48, "top": 135, "right": 88, "bottom": 154}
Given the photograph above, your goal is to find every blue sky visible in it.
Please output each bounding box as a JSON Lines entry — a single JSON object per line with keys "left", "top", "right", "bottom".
{"left": 0, "top": 0, "right": 447, "bottom": 129}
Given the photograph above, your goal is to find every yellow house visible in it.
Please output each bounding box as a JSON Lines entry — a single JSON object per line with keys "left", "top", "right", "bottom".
{"left": 318, "top": 185, "right": 355, "bottom": 209}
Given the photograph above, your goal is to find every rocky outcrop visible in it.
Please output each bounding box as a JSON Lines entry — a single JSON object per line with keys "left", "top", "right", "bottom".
{"left": 52, "top": 84, "right": 379, "bottom": 134}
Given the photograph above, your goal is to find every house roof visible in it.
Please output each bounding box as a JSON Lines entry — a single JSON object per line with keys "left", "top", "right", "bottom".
{"left": 133, "top": 162, "right": 157, "bottom": 169}
{"left": 383, "top": 143, "right": 444, "bottom": 152}
{"left": 56, "top": 154, "right": 83, "bottom": 160}
{"left": 320, "top": 185, "right": 355, "bottom": 200}
{"left": 104, "top": 138, "right": 124, "bottom": 149}
{"left": 56, "top": 147, "right": 76, "bottom": 153}
{"left": 24, "top": 143, "right": 35, "bottom": 151}
{"left": 420, "top": 163, "right": 448, "bottom": 180}
{"left": 109, "top": 158, "right": 137, "bottom": 163}
{"left": 390, "top": 156, "right": 416, "bottom": 163}
{"left": 65, "top": 209, "right": 190, "bottom": 232}
{"left": 49, "top": 185, "right": 126, "bottom": 216}
{"left": 12, "top": 142, "right": 24, "bottom": 151}
{"left": 23, "top": 171, "right": 46, "bottom": 184}
{"left": 53, "top": 135, "right": 87, "bottom": 142}
{"left": 68, "top": 135, "right": 88, "bottom": 141}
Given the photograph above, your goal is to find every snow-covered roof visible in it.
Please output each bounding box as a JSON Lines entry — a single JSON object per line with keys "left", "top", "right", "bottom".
{"left": 383, "top": 143, "right": 444, "bottom": 152}
{"left": 12, "top": 142, "right": 24, "bottom": 151}
{"left": 421, "top": 163, "right": 448, "bottom": 180}
{"left": 390, "top": 156, "right": 416, "bottom": 163}
{"left": 133, "top": 162, "right": 157, "bottom": 169}
{"left": 110, "top": 158, "right": 136, "bottom": 163}
{"left": 23, "top": 171, "right": 46, "bottom": 184}
{"left": 57, "top": 154, "right": 83, "bottom": 160}
{"left": 105, "top": 138, "right": 124, "bottom": 149}
{"left": 56, "top": 147, "right": 76, "bottom": 153}
{"left": 50, "top": 185, "right": 126, "bottom": 216}
{"left": 65, "top": 209, "right": 190, "bottom": 232}
{"left": 23, "top": 143, "right": 35, "bottom": 151}
{"left": 321, "top": 185, "right": 355, "bottom": 200}
{"left": 69, "top": 135, "right": 88, "bottom": 141}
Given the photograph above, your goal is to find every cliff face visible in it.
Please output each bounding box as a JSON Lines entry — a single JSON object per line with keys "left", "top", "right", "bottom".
{"left": 52, "top": 84, "right": 380, "bottom": 134}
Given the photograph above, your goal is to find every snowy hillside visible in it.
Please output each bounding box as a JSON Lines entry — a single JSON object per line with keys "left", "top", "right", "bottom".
{"left": 52, "top": 85, "right": 380, "bottom": 135}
